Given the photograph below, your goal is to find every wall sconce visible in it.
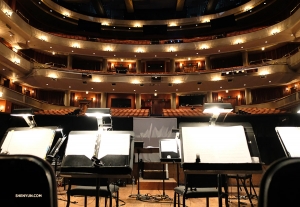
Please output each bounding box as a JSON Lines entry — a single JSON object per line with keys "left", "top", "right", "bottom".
{"left": 63, "top": 12, "right": 70, "bottom": 17}
{"left": 72, "top": 43, "right": 80, "bottom": 48}
{"left": 0, "top": 105, "right": 4, "bottom": 112}
{"left": 154, "top": 93, "right": 157, "bottom": 96}
{"left": 13, "top": 58, "right": 20, "bottom": 65}
{"left": 4, "top": 10, "right": 12, "bottom": 17}
{"left": 86, "top": 91, "right": 89, "bottom": 94}
{"left": 12, "top": 47, "right": 18, "bottom": 52}
{"left": 9, "top": 31, "right": 14, "bottom": 37}
{"left": 0, "top": 92, "right": 2, "bottom": 97}
{"left": 75, "top": 96, "right": 78, "bottom": 100}
{"left": 271, "top": 29, "right": 280, "bottom": 35}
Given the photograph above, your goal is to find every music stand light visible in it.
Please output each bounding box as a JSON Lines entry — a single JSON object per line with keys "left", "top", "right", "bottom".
{"left": 203, "top": 103, "right": 233, "bottom": 126}
{"left": 10, "top": 108, "right": 37, "bottom": 128}
{"left": 85, "top": 108, "right": 111, "bottom": 130}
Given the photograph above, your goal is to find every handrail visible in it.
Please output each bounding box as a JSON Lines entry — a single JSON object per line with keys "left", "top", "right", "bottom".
{"left": 15, "top": 10, "right": 29, "bottom": 23}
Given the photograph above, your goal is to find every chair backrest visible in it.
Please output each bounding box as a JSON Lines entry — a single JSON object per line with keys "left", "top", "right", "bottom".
{"left": 0, "top": 155, "right": 58, "bottom": 207}
{"left": 185, "top": 173, "right": 219, "bottom": 189}
{"left": 258, "top": 157, "right": 300, "bottom": 207}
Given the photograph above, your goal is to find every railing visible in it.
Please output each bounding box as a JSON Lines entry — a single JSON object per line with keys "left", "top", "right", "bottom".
{"left": 15, "top": 10, "right": 29, "bottom": 23}
{"left": 0, "top": 85, "right": 77, "bottom": 110}
{"left": 235, "top": 92, "right": 300, "bottom": 111}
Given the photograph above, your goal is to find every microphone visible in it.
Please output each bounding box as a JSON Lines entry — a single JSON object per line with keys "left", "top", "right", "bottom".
{"left": 196, "top": 154, "right": 201, "bottom": 163}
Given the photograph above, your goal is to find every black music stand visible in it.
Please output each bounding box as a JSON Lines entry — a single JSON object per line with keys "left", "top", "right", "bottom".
{"left": 128, "top": 142, "right": 143, "bottom": 199}
{"left": 179, "top": 122, "right": 262, "bottom": 207}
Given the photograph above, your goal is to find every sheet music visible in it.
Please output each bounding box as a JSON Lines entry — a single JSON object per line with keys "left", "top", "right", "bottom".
{"left": 160, "top": 139, "right": 178, "bottom": 152}
{"left": 275, "top": 127, "right": 300, "bottom": 157}
{"left": 0, "top": 128, "right": 55, "bottom": 159}
{"left": 98, "top": 133, "right": 130, "bottom": 159}
{"left": 181, "top": 125, "right": 252, "bottom": 163}
{"left": 65, "top": 131, "right": 98, "bottom": 159}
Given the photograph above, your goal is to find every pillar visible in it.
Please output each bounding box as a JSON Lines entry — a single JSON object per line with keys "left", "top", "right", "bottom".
{"left": 242, "top": 51, "right": 249, "bottom": 66}
{"left": 170, "top": 59, "right": 175, "bottom": 73}
{"left": 135, "top": 93, "right": 141, "bottom": 109}
{"left": 102, "top": 58, "right": 107, "bottom": 72}
{"left": 64, "top": 90, "right": 71, "bottom": 106}
{"left": 206, "top": 91, "right": 213, "bottom": 103}
{"left": 136, "top": 59, "right": 141, "bottom": 73}
{"left": 67, "top": 55, "right": 72, "bottom": 69}
{"left": 245, "top": 88, "right": 252, "bottom": 104}
{"left": 101, "top": 92, "right": 107, "bottom": 108}
{"left": 171, "top": 93, "right": 176, "bottom": 109}
{"left": 205, "top": 56, "right": 211, "bottom": 70}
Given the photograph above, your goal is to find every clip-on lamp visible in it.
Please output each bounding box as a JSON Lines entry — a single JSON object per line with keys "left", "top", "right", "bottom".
{"left": 10, "top": 108, "right": 37, "bottom": 128}
{"left": 203, "top": 103, "right": 233, "bottom": 126}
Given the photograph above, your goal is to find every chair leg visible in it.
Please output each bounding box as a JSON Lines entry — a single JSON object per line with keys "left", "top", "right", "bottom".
{"left": 109, "top": 195, "right": 113, "bottom": 207}
{"left": 173, "top": 192, "right": 176, "bottom": 207}
{"left": 206, "top": 197, "right": 209, "bottom": 207}
{"left": 66, "top": 192, "right": 70, "bottom": 207}
{"left": 115, "top": 191, "right": 119, "bottom": 207}
{"left": 84, "top": 196, "right": 87, "bottom": 207}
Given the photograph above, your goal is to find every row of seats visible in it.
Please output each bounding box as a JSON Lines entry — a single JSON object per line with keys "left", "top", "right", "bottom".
{"left": 34, "top": 109, "right": 76, "bottom": 115}
{"left": 47, "top": 26, "right": 266, "bottom": 45}
{"left": 33, "top": 107, "right": 287, "bottom": 117}
{"left": 238, "top": 108, "right": 287, "bottom": 114}
{"left": 110, "top": 108, "right": 149, "bottom": 117}
{"left": 163, "top": 108, "right": 208, "bottom": 117}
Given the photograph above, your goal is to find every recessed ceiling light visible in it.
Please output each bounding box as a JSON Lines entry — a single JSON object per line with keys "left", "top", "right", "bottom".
{"left": 220, "top": 86, "right": 222, "bottom": 88}
{"left": 69, "top": 86, "right": 71, "bottom": 88}
{"left": 93, "top": 52, "right": 95, "bottom": 54}
{"left": 91, "top": 88, "right": 93, "bottom": 89}
{"left": 71, "top": 50, "right": 74, "bottom": 52}
{"left": 46, "top": 83, "right": 48, "bottom": 85}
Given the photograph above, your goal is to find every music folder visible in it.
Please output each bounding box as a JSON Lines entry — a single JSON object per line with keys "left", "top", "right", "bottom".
{"left": 0, "top": 127, "right": 56, "bottom": 159}
{"left": 275, "top": 127, "right": 300, "bottom": 157}
{"left": 64, "top": 130, "right": 133, "bottom": 167}
{"left": 159, "top": 139, "right": 181, "bottom": 162}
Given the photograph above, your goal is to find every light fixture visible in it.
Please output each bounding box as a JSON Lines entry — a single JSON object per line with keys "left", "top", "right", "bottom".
{"left": 8, "top": 31, "right": 14, "bottom": 36}
{"left": 10, "top": 108, "right": 37, "bottom": 128}
{"left": 203, "top": 103, "right": 233, "bottom": 126}
{"left": 85, "top": 108, "right": 112, "bottom": 130}
{"left": 0, "top": 91, "right": 3, "bottom": 97}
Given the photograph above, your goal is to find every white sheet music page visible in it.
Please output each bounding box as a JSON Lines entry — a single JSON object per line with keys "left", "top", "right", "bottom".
{"left": 98, "top": 133, "right": 130, "bottom": 159}
{"left": 0, "top": 128, "right": 55, "bottom": 159}
{"left": 275, "top": 127, "right": 300, "bottom": 157}
{"left": 65, "top": 131, "right": 98, "bottom": 159}
{"left": 160, "top": 139, "right": 178, "bottom": 152}
{"left": 182, "top": 125, "right": 252, "bottom": 163}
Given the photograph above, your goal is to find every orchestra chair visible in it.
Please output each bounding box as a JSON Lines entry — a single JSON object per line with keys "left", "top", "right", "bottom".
{"left": 258, "top": 157, "right": 300, "bottom": 207}
{"left": 0, "top": 155, "right": 58, "bottom": 207}
{"left": 65, "top": 177, "right": 119, "bottom": 207}
{"left": 226, "top": 174, "right": 257, "bottom": 207}
{"left": 173, "top": 174, "right": 229, "bottom": 207}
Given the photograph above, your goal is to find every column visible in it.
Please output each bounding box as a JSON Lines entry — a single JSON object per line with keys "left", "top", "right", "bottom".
{"left": 102, "top": 58, "right": 107, "bottom": 72}
{"left": 205, "top": 56, "right": 211, "bottom": 70}
{"left": 170, "top": 59, "right": 175, "bottom": 73}
{"left": 67, "top": 54, "right": 73, "bottom": 69}
{"left": 242, "top": 51, "right": 249, "bottom": 66}
{"left": 136, "top": 59, "right": 141, "bottom": 73}
{"left": 206, "top": 91, "right": 213, "bottom": 103}
{"left": 101, "top": 92, "right": 107, "bottom": 108}
{"left": 245, "top": 88, "right": 252, "bottom": 105}
{"left": 171, "top": 93, "right": 176, "bottom": 109}
{"left": 135, "top": 93, "right": 141, "bottom": 109}
{"left": 64, "top": 90, "right": 71, "bottom": 106}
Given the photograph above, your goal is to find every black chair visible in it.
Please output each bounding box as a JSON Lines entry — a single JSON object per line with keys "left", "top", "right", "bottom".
{"left": 0, "top": 155, "right": 58, "bottom": 207}
{"left": 227, "top": 174, "right": 258, "bottom": 207}
{"left": 66, "top": 177, "right": 119, "bottom": 207}
{"left": 173, "top": 173, "right": 229, "bottom": 207}
{"left": 258, "top": 157, "right": 300, "bottom": 207}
